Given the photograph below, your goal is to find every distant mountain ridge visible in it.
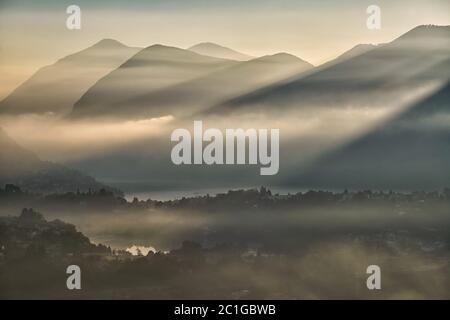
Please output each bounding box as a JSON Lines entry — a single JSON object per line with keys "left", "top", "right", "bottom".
{"left": 1, "top": 26, "right": 449, "bottom": 191}
{"left": 103, "top": 52, "right": 313, "bottom": 119}
{"left": 70, "top": 44, "right": 238, "bottom": 119}
{"left": 206, "top": 25, "right": 450, "bottom": 115}
{"left": 188, "top": 42, "right": 253, "bottom": 61}
{"left": 64, "top": 25, "right": 450, "bottom": 190}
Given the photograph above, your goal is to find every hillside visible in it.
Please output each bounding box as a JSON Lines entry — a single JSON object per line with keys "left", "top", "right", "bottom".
{"left": 117, "top": 52, "right": 313, "bottom": 118}
{"left": 0, "top": 127, "right": 122, "bottom": 195}
{"left": 70, "top": 45, "right": 237, "bottom": 119}
{"left": 207, "top": 25, "right": 450, "bottom": 115}
{"left": 188, "top": 42, "right": 253, "bottom": 61}
{"left": 0, "top": 39, "right": 140, "bottom": 115}
{"left": 287, "top": 81, "right": 450, "bottom": 189}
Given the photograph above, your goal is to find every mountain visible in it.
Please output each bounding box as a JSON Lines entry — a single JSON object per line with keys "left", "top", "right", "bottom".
{"left": 206, "top": 25, "right": 450, "bottom": 115}
{"left": 334, "top": 44, "right": 378, "bottom": 62}
{"left": 108, "top": 52, "right": 313, "bottom": 118}
{"left": 188, "top": 42, "right": 253, "bottom": 61}
{"left": 288, "top": 81, "right": 450, "bottom": 189}
{"left": 0, "top": 39, "right": 140, "bottom": 116}
{"left": 38, "top": 25, "right": 449, "bottom": 191}
{"left": 70, "top": 45, "right": 237, "bottom": 119}
{"left": 0, "top": 127, "right": 122, "bottom": 195}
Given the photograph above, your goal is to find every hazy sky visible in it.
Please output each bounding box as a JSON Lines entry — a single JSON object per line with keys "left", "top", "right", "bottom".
{"left": 1, "top": 0, "right": 449, "bottom": 99}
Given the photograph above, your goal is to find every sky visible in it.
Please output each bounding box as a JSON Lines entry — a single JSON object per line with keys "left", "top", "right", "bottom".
{"left": 0, "top": 0, "right": 449, "bottom": 99}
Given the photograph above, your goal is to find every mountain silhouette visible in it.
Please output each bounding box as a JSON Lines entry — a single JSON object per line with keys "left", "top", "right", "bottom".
{"left": 287, "top": 81, "right": 450, "bottom": 189}
{"left": 108, "top": 52, "right": 313, "bottom": 119}
{"left": 0, "top": 39, "right": 140, "bottom": 116}
{"left": 0, "top": 127, "right": 121, "bottom": 195}
{"left": 70, "top": 44, "right": 237, "bottom": 119}
{"left": 333, "top": 44, "right": 378, "bottom": 62}
{"left": 66, "top": 26, "right": 450, "bottom": 190}
{"left": 188, "top": 42, "right": 253, "bottom": 61}
{"left": 206, "top": 25, "right": 450, "bottom": 115}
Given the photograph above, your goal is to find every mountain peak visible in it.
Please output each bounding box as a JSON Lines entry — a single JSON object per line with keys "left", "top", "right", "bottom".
{"left": 92, "top": 38, "right": 128, "bottom": 49}
{"left": 189, "top": 42, "right": 229, "bottom": 50}
{"left": 138, "top": 44, "right": 208, "bottom": 59}
{"left": 188, "top": 42, "right": 253, "bottom": 61}
{"left": 124, "top": 43, "right": 235, "bottom": 64}
{"left": 190, "top": 42, "right": 220, "bottom": 48}
{"left": 146, "top": 43, "right": 180, "bottom": 50}
{"left": 59, "top": 39, "right": 132, "bottom": 60}
{"left": 257, "top": 52, "right": 312, "bottom": 66}
{"left": 393, "top": 24, "right": 450, "bottom": 44}
{"left": 409, "top": 24, "right": 450, "bottom": 33}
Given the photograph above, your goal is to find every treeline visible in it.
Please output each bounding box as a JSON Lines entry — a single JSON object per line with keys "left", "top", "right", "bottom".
{"left": 1, "top": 184, "right": 450, "bottom": 213}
